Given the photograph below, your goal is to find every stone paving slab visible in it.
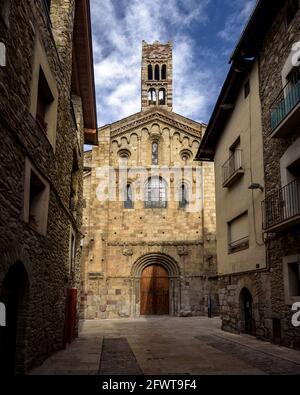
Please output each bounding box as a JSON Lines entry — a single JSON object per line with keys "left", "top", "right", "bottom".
{"left": 30, "top": 317, "right": 300, "bottom": 375}
{"left": 30, "top": 336, "right": 102, "bottom": 375}
{"left": 196, "top": 335, "right": 300, "bottom": 375}
{"left": 99, "top": 337, "right": 143, "bottom": 375}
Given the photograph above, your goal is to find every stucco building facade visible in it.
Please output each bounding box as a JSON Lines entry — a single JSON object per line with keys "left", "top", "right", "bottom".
{"left": 82, "top": 41, "right": 218, "bottom": 320}
{"left": 0, "top": 0, "right": 97, "bottom": 374}
{"left": 196, "top": 0, "right": 300, "bottom": 350}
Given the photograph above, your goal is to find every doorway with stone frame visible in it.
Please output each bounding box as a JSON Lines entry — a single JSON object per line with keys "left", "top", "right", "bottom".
{"left": 130, "top": 253, "right": 181, "bottom": 317}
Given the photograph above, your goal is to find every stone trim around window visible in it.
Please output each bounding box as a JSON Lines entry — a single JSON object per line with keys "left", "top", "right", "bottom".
{"left": 22, "top": 157, "right": 50, "bottom": 236}
{"left": 29, "top": 36, "right": 58, "bottom": 149}
{"left": 283, "top": 254, "right": 300, "bottom": 305}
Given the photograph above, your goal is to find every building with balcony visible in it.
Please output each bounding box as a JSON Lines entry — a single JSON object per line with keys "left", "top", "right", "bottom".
{"left": 0, "top": 0, "right": 97, "bottom": 374}
{"left": 259, "top": 0, "right": 300, "bottom": 348}
{"left": 196, "top": 0, "right": 300, "bottom": 350}
{"left": 195, "top": 50, "right": 266, "bottom": 339}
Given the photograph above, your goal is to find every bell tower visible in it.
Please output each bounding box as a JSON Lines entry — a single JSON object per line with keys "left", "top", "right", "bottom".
{"left": 141, "top": 40, "right": 173, "bottom": 112}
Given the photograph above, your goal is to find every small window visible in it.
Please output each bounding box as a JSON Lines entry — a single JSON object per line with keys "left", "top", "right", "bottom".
{"left": 288, "top": 262, "right": 300, "bottom": 296}
{"left": 155, "top": 64, "right": 160, "bottom": 81}
{"left": 23, "top": 159, "right": 50, "bottom": 235}
{"left": 69, "top": 230, "right": 76, "bottom": 275}
{"left": 158, "top": 88, "right": 166, "bottom": 105}
{"left": 27, "top": 168, "right": 49, "bottom": 235}
{"left": 286, "top": 0, "right": 299, "bottom": 25}
{"left": 124, "top": 184, "right": 133, "bottom": 209}
{"left": 148, "top": 88, "right": 156, "bottom": 105}
{"left": 118, "top": 149, "right": 131, "bottom": 160}
{"left": 36, "top": 67, "right": 54, "bottom": 134}
{"left": 148, "top": 64, "right": 153, "bottom": 80}
{"left": 228, "top": 212, "right": 249, "bottom": 254}
{"left": 152, "top": 141, "right": 158, "bottom": 165}
{"left": 180, "top": 149, "right": 192, "bottom": 162}
{"left": 161, "top": 64, "right": 167, "bottom": 80}
{"left": 70, "top": 151, "right": 79, "bottom": 212}
{"left": 179, "top": 184, "right": 188, "bottom": 209}
{"left": 244, "top": 80, "right": 250, "bottom": 98}
{"left": 145, "top": 177, "right": 167, "bottom": 209}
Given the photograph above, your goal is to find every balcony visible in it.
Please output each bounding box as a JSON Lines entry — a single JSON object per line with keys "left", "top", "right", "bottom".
{"left": 222, "top": 150, "right": 244, "bottom": 187}
{"left": 270, "top": 79, "right": 300, "bottom": 137}
{"left": 262, "top": 178, "right": 300, "bottom": 232}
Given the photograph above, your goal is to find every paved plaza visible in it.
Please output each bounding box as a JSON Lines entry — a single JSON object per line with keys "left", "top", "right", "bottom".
{"left": 30, "top": 317, "right": 300, "bottom": 375}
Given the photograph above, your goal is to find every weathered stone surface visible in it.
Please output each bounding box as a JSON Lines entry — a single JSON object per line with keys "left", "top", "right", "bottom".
{"left": 0, "top": 1, "right": 90, "bottom": 373}
{"left": 81, "top": 42, "right": 219, "bottom": 320}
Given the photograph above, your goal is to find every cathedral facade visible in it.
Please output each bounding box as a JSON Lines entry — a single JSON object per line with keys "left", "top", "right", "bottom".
{"left": 81, "top": 41, "right": 218, "bottom": 319}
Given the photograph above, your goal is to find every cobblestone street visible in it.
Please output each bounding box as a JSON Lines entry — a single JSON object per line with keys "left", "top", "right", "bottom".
{"left": 31, "top": 317, "right": 300, "bottom": 375}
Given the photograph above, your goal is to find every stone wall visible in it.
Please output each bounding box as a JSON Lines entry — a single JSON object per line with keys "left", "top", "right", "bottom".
{"left": 0, "top": 0, "right": 86, "bottom": 373}
{"left": 82, "top": 109, "right": 218, "bottom": 320}
{"left": 258, "top": 2, "right": 300, "bottom": 349}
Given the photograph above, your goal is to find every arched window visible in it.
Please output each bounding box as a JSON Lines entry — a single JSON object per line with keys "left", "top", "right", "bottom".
{"left": 158, "top": 88, "right": 166, "bottom": 105}
{"left": 179, "top": 184, "right": 188, "bottom": 209}
{"left": 152, "top": 141, "right": 158, "bottom": 165}
{"left": 145, "top": 177, "right": 167, "bottom": 208}
{"left": 124, "top": 184, "right": 133, "bottom": 209}
{"left": 161, "top": 64, "right": 167, "bottom": 80}
{"left": 148, "top": 88, "right": 156, "bottom": 105}
{"left": 155, "top": 64, "right": 160, "bottom": 81}
{"left": 148, "top": 64, "right": 153, "bottom": 80}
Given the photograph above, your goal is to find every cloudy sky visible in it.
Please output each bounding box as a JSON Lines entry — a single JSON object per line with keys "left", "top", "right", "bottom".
{"left": 90, "top": 0, "right": 256, "bottom": 127}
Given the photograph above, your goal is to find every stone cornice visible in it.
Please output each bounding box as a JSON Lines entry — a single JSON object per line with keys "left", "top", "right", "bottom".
{"left": 109, "top": 111, "right": 203, "bottom": 140}
{"left": 107, "top": 240, "right": 203, "bottom": 246}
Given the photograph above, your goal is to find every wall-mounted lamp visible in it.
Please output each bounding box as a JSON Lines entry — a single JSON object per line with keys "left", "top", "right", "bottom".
{"left": 248, "top": 183, "right": 264, "bottom": 192}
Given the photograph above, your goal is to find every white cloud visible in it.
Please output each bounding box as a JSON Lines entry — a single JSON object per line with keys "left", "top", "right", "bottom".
{"left": 218, "top": 0, "right": 256, "bottom": 42}
{"left": 90, "top": 0, "right": 215, "bottom": 126}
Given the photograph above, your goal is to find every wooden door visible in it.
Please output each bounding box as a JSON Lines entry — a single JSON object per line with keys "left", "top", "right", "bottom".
{"left": 63, "top": 288, "right": 77, "bottom": 346}
{"left": 140, "top": 265, "right": 169, "bottom": 315}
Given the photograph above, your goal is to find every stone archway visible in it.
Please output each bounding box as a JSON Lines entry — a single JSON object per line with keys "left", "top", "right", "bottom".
{"left": 0, "top": 261, "right": 29, "bottom": 375}
{"left": 130, "top": 253, "right": 181, "bottom": 317}
{"left": 0, "top": 242, "right": 32, "bottom": 374}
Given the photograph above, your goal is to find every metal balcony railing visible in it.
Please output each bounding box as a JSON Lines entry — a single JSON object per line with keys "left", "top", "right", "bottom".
{"left": 222, "top": 150, "right": 243, "bottom": 186}
{"left": 262, "top": 178, "right": 300, "bottom": 231}
{"left": 270, "top": 79, "right": 300, "bottom": 133}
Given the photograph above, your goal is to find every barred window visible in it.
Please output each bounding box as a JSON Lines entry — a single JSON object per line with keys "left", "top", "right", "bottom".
{"left": 145, "top": 177, "right": 167, "bottom": 209}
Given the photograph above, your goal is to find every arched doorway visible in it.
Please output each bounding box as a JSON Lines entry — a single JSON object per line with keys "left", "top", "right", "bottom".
{"left": 140, "top": 265, "right": 169, "bottom": 315}
{"left": 240, "top": 287, "right": 254, "bottom": 335}
{"left": 131, "top": 253, "right": 181, "bottom": 317}
{"left": 0, "top": 262, "right": 29, "bottom": 375}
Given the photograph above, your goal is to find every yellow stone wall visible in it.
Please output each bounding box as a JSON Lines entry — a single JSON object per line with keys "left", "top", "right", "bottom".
{"left": 81, "top": 109, "right": 218, "bottom": 319}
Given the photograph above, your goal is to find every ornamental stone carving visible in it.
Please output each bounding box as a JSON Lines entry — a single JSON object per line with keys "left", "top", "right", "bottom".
{"left": 122, "top": 246, "right": 133, "bottom": 256}
{"left": 177, "top": 245, "right": 188, "bottom": 256}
